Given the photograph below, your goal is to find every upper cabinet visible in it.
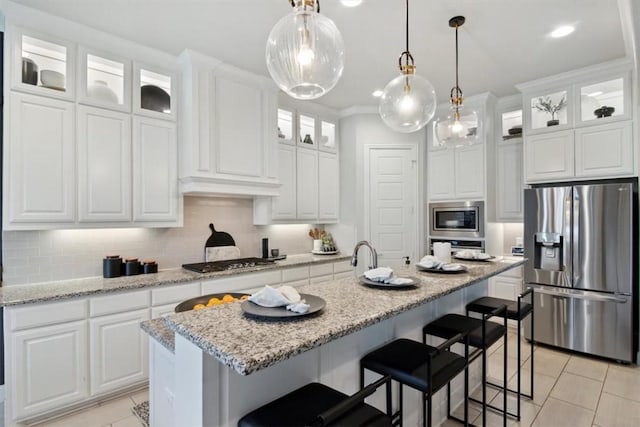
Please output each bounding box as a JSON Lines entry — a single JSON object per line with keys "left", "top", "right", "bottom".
{"left": 427, "top": 93, "right": 495, "bottom": 202}
{"left": 12, "top": 27, "right": 75, "bottom": 101}
{"left": 4, "top": 25, "right": 181, "bottom": 230}
{"left": 177, "top": 50, "right": 279, "bottom": 197}
{"left": 517, "top": 59, "right": 635, "bottom": 183}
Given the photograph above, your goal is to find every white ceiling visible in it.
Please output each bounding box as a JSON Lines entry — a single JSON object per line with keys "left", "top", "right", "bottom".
{"left": 10, "top": 0, "right": 628, "bottom": 110}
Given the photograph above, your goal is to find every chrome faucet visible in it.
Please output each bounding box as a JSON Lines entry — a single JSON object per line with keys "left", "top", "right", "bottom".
{"left": 351, "top": 240, "right": 378, "bottom": 269}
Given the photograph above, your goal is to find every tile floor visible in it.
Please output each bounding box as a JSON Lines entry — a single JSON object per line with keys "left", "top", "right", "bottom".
{"left": 19, "top": 330, "right": 640, "bottom": 427}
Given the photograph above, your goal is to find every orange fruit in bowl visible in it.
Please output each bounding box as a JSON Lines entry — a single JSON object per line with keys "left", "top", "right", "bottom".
{"left": 240, "top": 295, "right": 249, "bottom": 301}
{"left": 222, "top": 294, "right": 236, "bottom": 303}
{"left": 207, "top": 297, "right": 221, "bottom": 306}
{"left": 193, "top": 303, "right": 206, "bottom": 310}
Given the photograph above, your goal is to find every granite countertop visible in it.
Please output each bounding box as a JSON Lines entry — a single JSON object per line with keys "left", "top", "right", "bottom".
{"left": 159, "top": 258, "right": 525, "bottom": 375}
{"left": 0, "top": 253, "right": 350, "bottom": 306}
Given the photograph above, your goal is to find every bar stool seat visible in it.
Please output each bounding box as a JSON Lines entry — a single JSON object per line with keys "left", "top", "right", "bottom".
{"left": 239, "top": 379, "right": 392, "bottom": 427}
{"left": 360, "top": 336, "right": 469, "bottom": 427}
{"left": 466, "top": 296, "right": 532, "bottom": 320}
{"left": 423, "top": 314, "right": 507, "bottom": 349}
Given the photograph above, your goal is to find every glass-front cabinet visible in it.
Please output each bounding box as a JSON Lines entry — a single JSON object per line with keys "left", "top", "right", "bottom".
{"left": 277, "top": 108, "right": 295, "bottom": 145}
{"left": 13, "top": 27, "right": 75, "bottom": 100}
{"left": 528, "top": 88, "right": 570, "bottom": 132}
{"left": 500, "top": 109, "right": 522, "bottom": 141}
{"left": 298, "top": 114, "right": 316, "bottom": 147}
{"left": 79, "top": 48, "right": 131, "bottom": 111}
{"left": 577, "top": 75, "right": 630, "bottom": 125}
{"left": 133, "top": 63, "right": 176, "bottom": 120}
{"left": 319, "top": 120, "right": 337, "bottom": 152}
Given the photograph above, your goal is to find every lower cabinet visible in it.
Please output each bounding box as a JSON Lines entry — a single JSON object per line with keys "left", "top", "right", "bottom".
{"left": 10, "top": 321, "right": 89, "bottom": 420}
{"left": 496, "top": 142, "right": 524, "bottom": 221}
{"left": 89, "top": 309, "right": 150, "bottom": 396}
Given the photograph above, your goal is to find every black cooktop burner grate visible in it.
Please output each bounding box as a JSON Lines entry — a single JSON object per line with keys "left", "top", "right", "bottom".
{"left": 182, "top": 257, "right": 274, "bottom": 273}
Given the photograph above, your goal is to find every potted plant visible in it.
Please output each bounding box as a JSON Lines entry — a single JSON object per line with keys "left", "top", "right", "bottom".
{"left": 534, "top": 95, "right": 567, "bottom": 126}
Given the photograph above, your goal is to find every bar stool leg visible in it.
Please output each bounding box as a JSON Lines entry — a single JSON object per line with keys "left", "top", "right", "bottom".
{"left": 503, "top": 315, "right": 508, "bottom": 427}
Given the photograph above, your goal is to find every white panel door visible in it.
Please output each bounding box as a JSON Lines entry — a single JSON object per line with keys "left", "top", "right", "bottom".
{"left": 90, "top": 309, "right": 150, "bottom": 395}
{"left": 8, "top": 93, "right": 75, "bottom": 224}
{"left": 455, "top": 143, "right": 485, "bottom": 198}
{"left": 214, "top": 76, "right": 263, "bottom": 178}
{"left": 296, "top": 148, "right": 319, "bottom": 220}
{"left": 318, "top": 151, "right": 339, "bottom": 221}
{"left": 575, "top": 121, "right": 633, "bottom": 178}
{"left": 11, "top": 321, "right": 88, "bottom": 419}
{"left": 272, "top": 144, "right": 297, "bottom": 220}
{"left": 77, "top": 106, "right": 132, "bottom": 222}
{"left": 525, "top": 130, "right": 574, "bottom": 182}
{"left": 368, "top": 147, "right": 417, "bottom": 269}
{"left": 496, "top": 142, "right": 524, "bottom": 221}
{"left": 427, "top": 149, "right": 455, "bottom": 200}
{"left": 133, "top": 117, "right": 178, "bottom": 222}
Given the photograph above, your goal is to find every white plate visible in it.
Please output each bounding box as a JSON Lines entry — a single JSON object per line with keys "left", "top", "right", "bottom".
{"left": 416, "top": 264, "right": 468, "bottom": 274}
{"left": 453, "top": 254, "right": 496, "bottom": 262}
{"left": 312, "top": 250, "right": 338, "bottom": 255}
{"left": 359, "top": 275, "right": 420, "bottom": 289}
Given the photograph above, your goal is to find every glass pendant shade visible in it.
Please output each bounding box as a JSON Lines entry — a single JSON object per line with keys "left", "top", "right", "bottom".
{"left": 266, "top": 4, "right": 345, "bottom": 100}
{"left": 379, "top": 72, "right": 437, "bottom": 133}
{"left": 434, "top": 105, "right": 480, "bottom": 146}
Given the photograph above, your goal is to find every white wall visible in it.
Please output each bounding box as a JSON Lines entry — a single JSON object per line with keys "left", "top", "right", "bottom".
{"left": 328, "top": 112, "right": 427, "bottom": 256}
{"left": 1, "top": 197, "right": 320, "bottom": 285}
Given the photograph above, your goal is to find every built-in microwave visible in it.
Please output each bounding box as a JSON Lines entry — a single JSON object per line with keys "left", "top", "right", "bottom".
{"left": 429, "top": 201, "right": 485, "bottom": 238}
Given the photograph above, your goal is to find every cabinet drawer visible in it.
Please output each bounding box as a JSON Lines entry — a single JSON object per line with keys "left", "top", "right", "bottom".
{"left": 151, "top": 283, "right": 201, "bottom": 306}
{"left": 90, "top": 290, "right": 150, "bottom": 317}
{"left": 201, "top": 270, "right": 281, "bottom": 294}
{"left": 333, "top": 260, "right": 352, "bottom": 273}
{"left": 310, "top": 263, "right": 333, "bottom": 277}
{"left": 8, "top": 299, "right": 88, "bottom": 331}
{"left": 282, "top": 267, "right": 309, "bottom": 282}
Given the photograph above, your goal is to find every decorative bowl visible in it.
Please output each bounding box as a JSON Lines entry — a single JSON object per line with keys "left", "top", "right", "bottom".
{"left": 88, "top": 80, "right": 118, "bottom": 103}
{"left": 508, "top": 126, "right": 522, "bottom": 135}
{"left": 40, "top": 69, "right": 65, "bottom": 89}
{"left": 22, "top": 57, "right": 38, "bottom": 85}
{"left": 141, "top": 85, "right": 170, "bottom": 112}
{"left": 594, "top": 106, "right": 615, "bottom": 118}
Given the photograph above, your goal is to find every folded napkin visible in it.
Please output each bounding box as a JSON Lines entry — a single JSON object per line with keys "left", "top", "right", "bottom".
{"left": 417, "top": 255, "right": 443, "bottom": 269}
{"left": 249, "top": 285, "right": 310, "bottom": 313}
{"left": 364, "top": 267, "right": 393, "bottom": 282}
{"left": 441, "top": 263, "right": 464, "bottom": 271}
{"left": 383, "top": 277, "right": 414, "bottom": 285}
{"left": 456, "top": 250, "right": 491, "bottom": 260}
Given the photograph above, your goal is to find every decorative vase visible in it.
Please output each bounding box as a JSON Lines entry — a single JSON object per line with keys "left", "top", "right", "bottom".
{"left": 313, "top": 239, "right": 322, "bottom": 252}
{"left": 21, "top": 57, "right": 38, "bottom": 85}
{"left": 546, "top": 119, "right": 559, "bottom": 127}
{"left": 88, "top": 80, "right": 118, "bottom": 103}
{"left": 594, "top": 106, "right": 615, "bottom": 118}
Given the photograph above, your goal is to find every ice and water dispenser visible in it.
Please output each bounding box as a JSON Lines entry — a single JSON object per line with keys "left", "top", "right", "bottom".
{"left": 533, "top": 232, "right": 564, "bottom": 271}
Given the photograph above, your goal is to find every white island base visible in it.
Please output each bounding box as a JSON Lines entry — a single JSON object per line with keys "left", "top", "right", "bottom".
{"left": 149, "top": 281, "right": 491, "bottom": 427}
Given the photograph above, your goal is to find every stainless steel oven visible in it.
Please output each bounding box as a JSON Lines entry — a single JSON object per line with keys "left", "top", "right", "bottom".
{"left": 429, "top": 201, "right": 484, "bottom": 238}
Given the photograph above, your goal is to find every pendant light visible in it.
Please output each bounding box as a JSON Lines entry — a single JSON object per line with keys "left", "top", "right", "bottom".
{"left": 434, "top": 16, "right": 480, "bottom": 146}
{"left": 379, "top": 0, "right": 436, "bottom": 133}
{"left": 266, "top": 0, "right": 345, "bottom": 100}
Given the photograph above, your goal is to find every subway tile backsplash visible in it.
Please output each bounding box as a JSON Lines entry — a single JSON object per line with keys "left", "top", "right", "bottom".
{"left": 2, "top": 197, "right": 320, "bottom": 286}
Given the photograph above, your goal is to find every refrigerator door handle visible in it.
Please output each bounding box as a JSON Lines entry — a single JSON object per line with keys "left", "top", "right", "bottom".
{"left": 533, "top": 287, "right": 628, "bottom": 303}
{"left": 563, "top": 192, "right": 573, "bottom": 286}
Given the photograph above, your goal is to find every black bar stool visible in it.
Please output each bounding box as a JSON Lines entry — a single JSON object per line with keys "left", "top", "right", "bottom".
{"left": 465, "top": 288, "right": 534, "bottom": 420}
{"left": 359, "top": 334, "right": 469, "bottom": 427}
{"left": 238, "top": 376, "right": 393, "bottom": 427}
{"left": 423, "top": 305, "right": 508, "bottom": 427}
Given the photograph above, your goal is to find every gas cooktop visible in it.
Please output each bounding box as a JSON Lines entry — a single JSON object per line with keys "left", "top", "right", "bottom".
{"left": 182, "top": 257, "right": 275, "bottom": 274}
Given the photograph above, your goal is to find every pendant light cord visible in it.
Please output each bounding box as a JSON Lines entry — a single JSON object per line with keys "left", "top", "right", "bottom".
{"left": 405, "top": 0, "right": 409, "bottom": 54}
{"left": 455, "top": 22, "right": 459, "bottom": 95}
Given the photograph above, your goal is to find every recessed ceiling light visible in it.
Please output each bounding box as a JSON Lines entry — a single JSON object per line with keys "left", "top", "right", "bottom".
{"left": 372, "top": 89, "right": 384, "bottom": 97}
{"left": 551, "top": 25, "right": 575, "bottom": 38}
{"left": 341, "top": 0, "right": 363, "bottom": 7}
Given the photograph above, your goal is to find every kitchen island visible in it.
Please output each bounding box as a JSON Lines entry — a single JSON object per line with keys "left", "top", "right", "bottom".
{"left": 145, "top": 257, "right": 525, "bottom": 427}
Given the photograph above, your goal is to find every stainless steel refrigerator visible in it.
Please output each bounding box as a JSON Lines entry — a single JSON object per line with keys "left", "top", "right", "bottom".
{"left": 524, "top": 180, "right": 638, "bottom": 363}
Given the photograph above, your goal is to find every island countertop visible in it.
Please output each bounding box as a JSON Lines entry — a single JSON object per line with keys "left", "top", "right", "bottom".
{"left": 0, "top": 253, "right": 350, "bottom": 306}
{"left": 161, "top": 257, "right": 525, "bottom": 376}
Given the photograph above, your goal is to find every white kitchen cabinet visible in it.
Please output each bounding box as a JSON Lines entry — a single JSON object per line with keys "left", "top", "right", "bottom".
{"left": 271, "top": 144, "right": 297, "bottom": 220}
{"left": 6, "top": 300, "right": 89, "bottom": 421}
{"left": 428, "top": 144, "right": 484, "bottom": 200}
{"left": 574, "top": 121, "right": 633, "bottom": 178}
{"left": 78, "top": 47, "right": 131, "bottom": 112}
{"left": 10, "top": 321, "right": 89, "bottom": 420}
{"left": 133, "top": 63, "right": 176, "bottom": 121}
{"left": 455, "top": 144, "right": 485, "bottom": 199}
{"left": 318, "top": 151, "right": 339, "bottom": 221}
{"left": 77, "top": 106, "right": 132, "bottom": 222}
{"left": 496, "top": 142, "right": 524, "bottom": 221}
{"left": 7, "top": 93, "right": 75, "bottom": 226}
{"left": 89, "top": 308, "right": 150, "bottom": 396}
{"left": 524, "top": 130, "right": 574, "bottom": 182}
{"left": 178, "top": 50, "right": 279, "bottom": 197}
{"left": 297, "top": 148, "right": 319, "bottom": 220}
{"left": 133, "top": 116, "right": 179, "bottom": 222}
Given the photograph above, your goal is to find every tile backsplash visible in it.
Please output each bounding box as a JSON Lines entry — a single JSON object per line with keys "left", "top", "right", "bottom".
{"left": 2, "top": 197, "right": 320, "bottom": 286}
